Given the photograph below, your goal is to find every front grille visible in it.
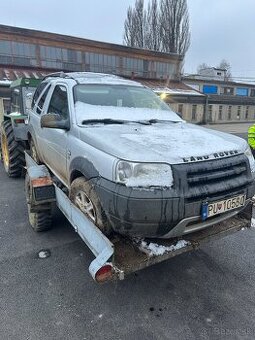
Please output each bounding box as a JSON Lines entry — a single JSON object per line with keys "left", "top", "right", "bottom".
{"left": 172, "top": 155, "right": 253, "bottom": 201}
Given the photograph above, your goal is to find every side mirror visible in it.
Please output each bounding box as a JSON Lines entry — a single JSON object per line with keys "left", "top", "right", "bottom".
{"left": 40, "top": 114, "right": 70, "bottom": 130}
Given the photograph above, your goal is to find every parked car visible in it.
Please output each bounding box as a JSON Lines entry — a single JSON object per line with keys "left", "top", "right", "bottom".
{"left": 27, "top": 72, "right": 255, "bottom": 238}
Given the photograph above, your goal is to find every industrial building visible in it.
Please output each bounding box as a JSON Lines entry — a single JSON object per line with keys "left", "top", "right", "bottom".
{"left": 1, "top": 24, "right": 254, "bottom": 124}
{"left": 183, "top": 68, "right": 255, "bottom": 123}
{"left": 0, "top": 24, "right": 204, "bottom": 120}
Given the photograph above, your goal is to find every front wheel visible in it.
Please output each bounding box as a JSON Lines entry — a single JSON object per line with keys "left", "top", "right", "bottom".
{"left": 70, "top": 177, "right": 112, "bottom": 236}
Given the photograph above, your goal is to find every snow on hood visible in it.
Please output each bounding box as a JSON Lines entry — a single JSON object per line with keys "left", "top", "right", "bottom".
{"left": 75, "top": 101, "right": 183, "bottom": 124}
{"left": 78, "top": 121, "right": 247, "bottom": 164}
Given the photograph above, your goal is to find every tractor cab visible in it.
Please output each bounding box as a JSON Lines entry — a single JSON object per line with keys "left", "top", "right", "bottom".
{"left": 9, "top": 78, "right": 41, "bottom": 117}
{"left": 0, "top": 78, "right": 41, "bottom": 177}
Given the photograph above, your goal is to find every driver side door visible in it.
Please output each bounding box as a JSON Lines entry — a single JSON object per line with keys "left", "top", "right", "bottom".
{"left": 41, "top": 84, "right": 70, "bottom": 184}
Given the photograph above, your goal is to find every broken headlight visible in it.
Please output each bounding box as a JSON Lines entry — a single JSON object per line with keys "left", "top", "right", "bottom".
{"left": 115, "top": 161, "right": 173, "bottom": 188}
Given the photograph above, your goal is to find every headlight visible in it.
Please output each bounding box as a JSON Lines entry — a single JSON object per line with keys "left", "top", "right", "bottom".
{"left": 244, "top": 146, "right": 255, "bottom": 174}
{"left": 115, "top": 161, "right": 173, "bottom": 188}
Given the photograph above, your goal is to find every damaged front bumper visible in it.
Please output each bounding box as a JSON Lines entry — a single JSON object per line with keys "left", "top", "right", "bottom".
{"left": 92, "top": 176, "right": 255, "bottom": 238}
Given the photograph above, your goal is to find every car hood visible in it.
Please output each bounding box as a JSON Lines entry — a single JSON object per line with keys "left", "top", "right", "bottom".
{"left": 78, "top": 122, "right": 247, "bottom": 164}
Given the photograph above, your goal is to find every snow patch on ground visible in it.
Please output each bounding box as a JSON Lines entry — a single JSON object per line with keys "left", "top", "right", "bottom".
{"left": 251, "top": 218, "right": 255, "bottom": 228}
{"left": 138, "top": 239, "right": 191, "bottom": 257}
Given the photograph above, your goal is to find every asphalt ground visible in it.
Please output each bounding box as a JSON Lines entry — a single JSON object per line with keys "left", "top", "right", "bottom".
{"left": 0, "top": 126, "right": 255, "bottom": 340}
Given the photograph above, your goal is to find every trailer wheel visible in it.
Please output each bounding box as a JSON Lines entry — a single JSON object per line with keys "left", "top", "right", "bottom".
{"left": 0, "top": 120, "right": 25, "bottom": 177}
{"left": 25, "top": 174, "right": 52, "bottom": 232}
{"left": 70, "top": 177, "right": 112, "bottom": 236}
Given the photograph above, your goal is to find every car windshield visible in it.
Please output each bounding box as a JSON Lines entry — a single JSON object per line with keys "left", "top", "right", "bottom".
{"left": 73, "top": 84, "right": 183, "bottom": 124}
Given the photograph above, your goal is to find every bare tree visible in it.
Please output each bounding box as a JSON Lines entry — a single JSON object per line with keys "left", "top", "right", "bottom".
{"left": 144, "top": 0, "right": 160, "bottom": 51}
{"left": 160, "top": 0, "right": 190, "bottom": 55}
{"left": 218, "top": 59, "right": 232, "bottom": 81}
{"left": 123, "top": 0, "right": 191, "bottom": 57}
{"left": 123, "top": 0, "right": 145, "bottom": 48}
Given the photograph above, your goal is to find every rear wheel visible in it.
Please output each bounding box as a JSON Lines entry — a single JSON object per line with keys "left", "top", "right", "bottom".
{"left": 70, "top": 177, "right": 112, "bottom": 236}
{"left": 0, "top": 120, "right": 25, "bottom": 177}
{"left": 25, "top": 174, "right": 52, "bottom": 232}
{"left": 30, "top": 138, "right": 41, "bottom": 164}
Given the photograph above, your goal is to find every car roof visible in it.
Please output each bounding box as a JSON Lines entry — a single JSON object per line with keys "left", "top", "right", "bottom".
{"left": 44, "top": 71, "right": 143, "bottom": 87}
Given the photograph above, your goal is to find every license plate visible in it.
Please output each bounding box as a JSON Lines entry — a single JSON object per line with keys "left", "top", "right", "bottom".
{"left": 202, "top": 194, "right": 246, "bottom": 219}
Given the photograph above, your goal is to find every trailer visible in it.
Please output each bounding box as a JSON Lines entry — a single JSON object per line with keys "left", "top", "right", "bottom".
{"left": 24, "top": 152, "right": 253, "bottom": 283}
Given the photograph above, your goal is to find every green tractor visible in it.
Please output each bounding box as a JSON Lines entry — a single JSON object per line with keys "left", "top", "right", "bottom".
{"left": 0, "top": 78, "right": 41, "bottom": 177}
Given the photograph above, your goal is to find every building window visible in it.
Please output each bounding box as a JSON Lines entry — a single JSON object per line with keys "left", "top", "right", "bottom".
{"left": 245, "top": 106, "right": 249, "bottom": 119}
{"left": 219, "top": 105, "right": 223, "bottom": 120}
{"left": 223, "top": 87, "right": 234, "bottom": 95}
{"left": 178, "top": 104, "right": 183, "bottom": 117}
{"left": 236, "top": 88, "right": 248, "bottom": 96}
{"left": 217, "top": 72, "right": 222, "bottom": 76}
{"left": 202, "top": 85, "right": 218, "bottom": 94}
{"left": 228, "top": 106, "right": 232, "bottom": 120}
{"left": 192, "top": 105, "right": 197, "bottom": 120}
{"left": 250, "top": 89, "right": 255, "bottom": 97}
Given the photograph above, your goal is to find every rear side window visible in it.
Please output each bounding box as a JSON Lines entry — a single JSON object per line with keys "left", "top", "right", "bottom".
{"left": 32, "top": 82, "right": 47, "bottom": 109}
{"left": 36, "top": 85, "right": 51, "bottom": 115}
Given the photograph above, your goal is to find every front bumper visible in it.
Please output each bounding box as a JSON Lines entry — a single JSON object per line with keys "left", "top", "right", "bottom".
{"left": 92, "top": 176, "right": 255, "bottom": 238}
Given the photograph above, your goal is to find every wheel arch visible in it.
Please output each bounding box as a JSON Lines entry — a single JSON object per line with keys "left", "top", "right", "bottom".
{"left": 69, "top": 157, "right": 100, "bottom": 184}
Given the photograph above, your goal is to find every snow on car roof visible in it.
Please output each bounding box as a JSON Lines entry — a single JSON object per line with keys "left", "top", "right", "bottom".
{"left": 66, "top": 72, "right": 143, "bottom": 87}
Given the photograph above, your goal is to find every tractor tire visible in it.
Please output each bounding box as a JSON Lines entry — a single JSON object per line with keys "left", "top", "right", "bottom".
{"left": 25, "top": 174, "right": 52, "bottom": 232}
{"left": 0, "top": 120, "right": 25, "bottom": 177}
{"left": 70, "top": 177, "right": 112, "bottom": 236}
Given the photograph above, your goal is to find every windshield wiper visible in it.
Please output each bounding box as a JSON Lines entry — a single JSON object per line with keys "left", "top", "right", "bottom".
{"left": 147, "top": 119, "right": 179, "bottom": 124}
{"left": 82, "top": 119, "right": 152, "bottom": 125}
{"left": 82, "top": 118, "right": 125, "bottom": 125}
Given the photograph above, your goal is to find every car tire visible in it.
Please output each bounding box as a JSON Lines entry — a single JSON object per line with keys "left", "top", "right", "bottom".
{"left": 70, "top": 177, "right": 112, "bottom": 236}
{"left": 0, "top": 120, "right": 25, "bottom": 177}
{"left": 25, "top": 174, "right": 52, "bottom": 232}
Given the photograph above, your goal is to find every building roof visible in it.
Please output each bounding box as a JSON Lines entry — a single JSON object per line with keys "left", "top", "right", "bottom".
{"left": 140, "top": 79, "right": 204, "bottom": 96}
{"left": 183, "top": 75, "right": 255, "bottom": 88}
{"left": 0, "top": 68, "right": 47, "bottom": 81}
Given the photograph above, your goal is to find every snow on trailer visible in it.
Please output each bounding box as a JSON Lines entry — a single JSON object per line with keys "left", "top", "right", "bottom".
{"left": 25, "top": 152, "right": 253, "bottom": 283}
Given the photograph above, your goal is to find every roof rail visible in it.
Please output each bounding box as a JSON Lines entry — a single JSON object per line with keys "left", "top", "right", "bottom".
{"left": 42, "top": 71, "right": 79, "bottom": 83}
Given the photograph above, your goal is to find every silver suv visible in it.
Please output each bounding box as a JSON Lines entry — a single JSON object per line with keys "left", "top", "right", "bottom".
{"left": 28, "top": 72, "right": 255, "bottom": 238}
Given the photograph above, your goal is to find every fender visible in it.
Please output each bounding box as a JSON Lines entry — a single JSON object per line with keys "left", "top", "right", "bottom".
{"left": 69, "top": 156, "right": 99, "bottom": 183}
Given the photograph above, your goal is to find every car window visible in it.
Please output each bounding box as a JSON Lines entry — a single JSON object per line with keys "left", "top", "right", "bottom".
{"left": 47, "top": 85, "right": 69, "bottom": 119}
{"left": 36, "top": 85, "right": 51, "bottom": 115}
{"left": 74, "top": 84, "right": 170, "bottom": 110}
{"left": 32, "top": 82, "right": 47, "bottom": 109}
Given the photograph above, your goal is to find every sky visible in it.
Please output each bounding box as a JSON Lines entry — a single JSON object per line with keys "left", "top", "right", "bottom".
{"left": 0, "top": 0, "right": 255, "bottom": 80}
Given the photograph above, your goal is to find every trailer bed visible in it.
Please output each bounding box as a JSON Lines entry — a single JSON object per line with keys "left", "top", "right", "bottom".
{"left": 112, "top": 214, "right": 251, "bottom": 277}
